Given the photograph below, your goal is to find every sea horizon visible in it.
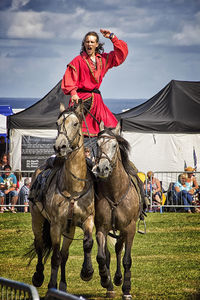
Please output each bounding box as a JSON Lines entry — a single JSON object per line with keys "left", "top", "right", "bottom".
{"left": 0, "top": 97, "right": 147, "bottom": 114}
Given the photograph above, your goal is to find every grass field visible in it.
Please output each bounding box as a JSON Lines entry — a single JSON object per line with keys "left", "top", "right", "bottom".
{"left": 0, "top": 212, "right": 200, "bottom": 300}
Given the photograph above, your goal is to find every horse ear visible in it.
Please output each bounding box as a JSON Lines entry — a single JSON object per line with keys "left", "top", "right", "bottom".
{"left": 60, "top": 103, "right": 65, "bottom": 113}
{"left": 99, "top": 121, "right": 105, "bottom": 131}
{"left": 112, "top": 122, "right": 121, "bottom": 135}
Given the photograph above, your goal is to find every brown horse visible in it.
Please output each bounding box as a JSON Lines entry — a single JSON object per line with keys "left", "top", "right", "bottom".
{"left": 29, "top": 102, "right": 95, "bottom": 291}
{"left": 93, "top": 121, "right": 140, "bottom": 300}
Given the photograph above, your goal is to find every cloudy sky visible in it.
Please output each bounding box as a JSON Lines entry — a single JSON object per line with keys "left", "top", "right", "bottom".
{"left": 0, "top": 0, "right": 200, "bottom": 100}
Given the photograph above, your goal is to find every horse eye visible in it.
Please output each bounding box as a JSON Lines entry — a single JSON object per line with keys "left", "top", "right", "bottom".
{"left": 74, "top": 122, "right": 78, "bottom": 127}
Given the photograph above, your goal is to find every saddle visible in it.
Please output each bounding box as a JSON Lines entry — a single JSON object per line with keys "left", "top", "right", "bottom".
{"left": 29, "top": 157, "right": 64, "bottom": 203}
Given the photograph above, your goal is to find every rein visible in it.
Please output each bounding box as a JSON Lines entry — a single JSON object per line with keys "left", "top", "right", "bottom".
{"left": 96, "top": 132, "right": 133, "bottom": 239}
{"left": 57, "top": 111, "right": 82, "bottom": 155}
{"left": 55, "top": 107, "right": 94, "bottom": 237}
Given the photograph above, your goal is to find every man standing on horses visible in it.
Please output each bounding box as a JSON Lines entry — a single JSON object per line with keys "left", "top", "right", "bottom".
{"left": 61, "top": 29, "right": 128, "bottom": 137}
{"left": 61, "top": 29, "right": 147, "bottom": 217}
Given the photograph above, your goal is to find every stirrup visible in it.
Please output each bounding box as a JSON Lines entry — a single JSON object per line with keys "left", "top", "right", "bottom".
{"left": 137, "top": 218, "right": 146, "bottom": 234}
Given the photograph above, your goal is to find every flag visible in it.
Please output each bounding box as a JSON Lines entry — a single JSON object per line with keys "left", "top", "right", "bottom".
{"left": 193, "top": 147, "right": 197, "bottom": 170}
{"left": 184, "top": 160, "right": 187, "bottom": 170}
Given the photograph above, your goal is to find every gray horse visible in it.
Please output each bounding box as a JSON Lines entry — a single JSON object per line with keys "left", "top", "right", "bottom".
{"left": 29, "top": 102, "right": 95, "bottom": 291}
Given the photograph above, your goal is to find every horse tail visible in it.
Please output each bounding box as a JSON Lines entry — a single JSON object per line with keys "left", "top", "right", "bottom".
{"left": 24, "top": 219, "right": 52, "bottom": 265}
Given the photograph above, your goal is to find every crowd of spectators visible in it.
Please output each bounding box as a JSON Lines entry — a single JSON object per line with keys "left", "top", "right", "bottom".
{"left": 0, "top": 148, "right": 200, "bottom": 214}
{"left": 144, "top": 166, "right": 200, "bottom": 213}
{"left": 0, "top": 153, "right": 30, "bottom": 213}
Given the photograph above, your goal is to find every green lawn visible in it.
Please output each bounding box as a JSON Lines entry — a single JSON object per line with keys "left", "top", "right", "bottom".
{"left": 0, "top": 212, "right": 200, "bottom": 299}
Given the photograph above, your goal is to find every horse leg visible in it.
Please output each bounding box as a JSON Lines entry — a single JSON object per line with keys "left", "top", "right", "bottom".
{"left": 114, "top": 235, "right": 124, "bottom": 286}
{"left": 122, "top": 222, "right": 136, "bottom": 300}
{"left": 30, "top": 203, "right": 45, "bottom": 287}
{"left": 80, "top": 215, "right": 94, "bottom": 281}
{"left": 59, "top": 227, "right": 75, "bottom": 292}
{"left": 48, "top": 224, "right": 61, "bottom": 289}
{"left": 96, "top": 231, "right": 114, "bottom": 297}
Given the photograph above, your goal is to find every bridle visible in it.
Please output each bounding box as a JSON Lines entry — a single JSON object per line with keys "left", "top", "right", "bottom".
{"left": 96, "top": 132, "right": 119, "bottom": 171}
{"left": 56, "top": 111, "right": 82, "bottom": 155}
{"left": 56, "top": 110, "right": 91, "bottom": 184}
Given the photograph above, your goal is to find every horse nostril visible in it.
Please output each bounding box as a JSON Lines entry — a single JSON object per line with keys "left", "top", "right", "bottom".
{"left": 61, "top": 145, "right": 66, "bottom": 149}
{"left": 105, "top": 166, "right": 109, "bottom": 171}
{"left": 96, "top": 166, "right": 100, "bottom": 173}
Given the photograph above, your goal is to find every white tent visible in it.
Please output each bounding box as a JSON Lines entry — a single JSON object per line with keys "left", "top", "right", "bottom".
{"left": 0, "top": 114, "right": 6, "bottom": 134}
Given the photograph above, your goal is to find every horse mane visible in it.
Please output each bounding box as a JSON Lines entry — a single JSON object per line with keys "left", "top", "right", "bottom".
{"left": 98, "top": 128, "right": 137, "bottom": 176}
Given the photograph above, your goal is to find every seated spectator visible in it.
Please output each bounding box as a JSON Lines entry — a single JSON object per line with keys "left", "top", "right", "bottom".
{"left": 174, "top": 173, "right": 194, "bottom": 213}
{"left": 144, "top": 171, "right": 162, "bottom": 210}
{"left": 184, "top": 166, "right": 199, "bottom": 190}
{"left": 0, "top": 165, "right": 18, "bottom": 213}
{"left": 184, "top": 166, "right": 200, "bottom": 212}
{"left": 18, "top": 178, "right": 31, "bottom": 213}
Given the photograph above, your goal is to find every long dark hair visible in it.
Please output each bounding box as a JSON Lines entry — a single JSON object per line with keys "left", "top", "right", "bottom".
{"left": 80, "top": 31, "right": 104, "bottom": 54}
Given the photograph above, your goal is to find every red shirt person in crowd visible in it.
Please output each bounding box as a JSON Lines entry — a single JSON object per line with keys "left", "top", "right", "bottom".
{"left": 61, "top": 29, "right": 128, "bottom": 136}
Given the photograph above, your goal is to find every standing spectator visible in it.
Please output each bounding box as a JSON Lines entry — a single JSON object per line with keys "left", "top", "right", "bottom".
{"left": 0, "top": 153, "right": 9, "bottom": 171}
{"left": 0, "top": 136, "right": 6, "bottom": 158}
{"left": 174, "top": 173, "right": 194, "bottom": 213}
{"left": 14, "top": 169, "right": 23, "bottom": 191}
{"left": 84, "top": 146, "right": 94, "bottom": 169}
{"left": 0, "top": 165, "right": 18, "bottom": 213}
{"left": 18, "top": 178, "right": 30, "bottom": 213}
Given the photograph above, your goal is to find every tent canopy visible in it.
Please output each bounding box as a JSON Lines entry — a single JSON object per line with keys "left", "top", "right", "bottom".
{"left": 8, "top": 79, "right": 200, "bottom": 133}
{"left": 117, "top": 80, "right": 200, "bottom": 133}
{"left": 0, "top": 105, "right": 13, "bottom": 116}
{"left": 7, "top": 80, "right": 70, "bottom": 130}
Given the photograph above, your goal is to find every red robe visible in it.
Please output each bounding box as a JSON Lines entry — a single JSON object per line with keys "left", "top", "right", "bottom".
{"left": 61, "top": 36, "right": 128, "bottom": 136}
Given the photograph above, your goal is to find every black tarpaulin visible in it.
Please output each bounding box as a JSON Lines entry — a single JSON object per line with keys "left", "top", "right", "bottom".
{"left": 7, "top": 80, "right": 70, "bottom": 130}
{"left": 116, "top": 80, "right": 200, "bottom": 133}
{"left": 7, "top": 79, "right": 200, "bottom": 133}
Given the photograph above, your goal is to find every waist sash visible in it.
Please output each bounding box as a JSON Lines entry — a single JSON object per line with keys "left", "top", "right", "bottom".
{"left": 77, "top": 88, "right": 101, "bottom": 94}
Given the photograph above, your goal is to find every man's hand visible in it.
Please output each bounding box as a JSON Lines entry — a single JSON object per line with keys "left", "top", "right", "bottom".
{"left": 71, "top": 94, "right": 79, "bottom": 104}
{"left": 100, "top": 29, "right": 111, "bottom": 39}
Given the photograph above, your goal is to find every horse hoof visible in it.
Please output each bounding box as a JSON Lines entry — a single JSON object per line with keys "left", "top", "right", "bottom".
{"left": 32, "top": 272, "right": 44, "bottom": 287}
{"left": 114, "top": 274, "right": 122, "bottom": 286}
{"left": 101, "top": 275, "right": 111, "bottom": 288}
{"left": 122, "top": 294, "right": 132, "bottom": 300}
{"left": 106, "top": 290, "right": 115, "bottom": 298}
{"left": 59, "top": 281, "right": 67, "bottom": 292}
{"left": 80, "top": 268, "right": 94, "bottom": 281}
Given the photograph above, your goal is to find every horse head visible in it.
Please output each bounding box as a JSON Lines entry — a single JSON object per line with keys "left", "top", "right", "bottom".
{"left": 54, "top": 101, "right": 84, "bottom": 158}
{"left": 94, "top": 121, "right": 121, "bottom": 179}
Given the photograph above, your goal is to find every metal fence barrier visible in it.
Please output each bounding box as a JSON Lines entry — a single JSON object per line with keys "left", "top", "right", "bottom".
{"left": 0, "top": 277, "right": 40, "bottom": 300}
{"left": 45, "top": 289, "right": 85, "bottom": 300}
{"left": 147, "top": 171, "right": 200, "bottom": 213}
{"left": 1, "top": 169, "right": 200, "bottom": 213}
{"left": 0, "top": 278, "right": 86, "bottom": 300}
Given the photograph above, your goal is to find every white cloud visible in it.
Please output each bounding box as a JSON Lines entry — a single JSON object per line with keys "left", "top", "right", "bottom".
{"left": 10, "top": 0, "right": 31, "bottom": 11}
{"left": 173, "top": 11, "right": 200, "bottom": 46}
{"left": 6, "top": 11, "right": 55, "bottom": 38}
